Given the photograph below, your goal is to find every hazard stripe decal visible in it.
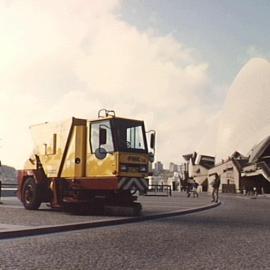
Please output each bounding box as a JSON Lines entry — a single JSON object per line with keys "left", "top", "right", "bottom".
{"left": 118, "top": 178, "right": 148, "bottom": 191}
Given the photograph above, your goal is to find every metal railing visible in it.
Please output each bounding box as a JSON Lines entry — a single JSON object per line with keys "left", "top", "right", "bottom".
{"left": 145, "top": 184, "right": 172, "bottom": 196}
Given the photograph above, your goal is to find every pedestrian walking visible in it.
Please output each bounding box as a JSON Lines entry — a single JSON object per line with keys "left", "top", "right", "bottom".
{"left": 186, "top": 178, "right": 193, "bottom": 198}
{"left": 211, "top": 173, "right": 220, "bottom": 203}
{"left": 253, "top": 186, "right": 258, "bottom": 197}
{"left": 192, "top": 181, "right": 199, "bottom": 198}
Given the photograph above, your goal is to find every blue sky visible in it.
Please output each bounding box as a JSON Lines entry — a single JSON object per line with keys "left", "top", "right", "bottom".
{"left": 0, "top": 0, "right": 269, "bottom": 168}
{"left": 121, "top": 0, "right": 270, "bottom": 86}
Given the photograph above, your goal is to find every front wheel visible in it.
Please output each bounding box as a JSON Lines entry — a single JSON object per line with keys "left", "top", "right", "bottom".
{"left": 22, "top": 177, "right": 42, "bottom": 210}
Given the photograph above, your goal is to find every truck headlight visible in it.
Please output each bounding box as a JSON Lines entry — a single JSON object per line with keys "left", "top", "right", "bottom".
{"left": 139, "top": 165, "right": 148, "bottom": 172}
{"left": 120, "top": 164, "right": 128, "bottom": 172}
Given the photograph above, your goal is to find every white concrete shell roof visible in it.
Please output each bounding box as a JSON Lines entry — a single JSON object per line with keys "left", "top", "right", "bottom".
{"left": 214, "top": 58, "right": 270, "bottom": 162}
{"left": 248, "top": 135, "right": 270, "bottom": 163}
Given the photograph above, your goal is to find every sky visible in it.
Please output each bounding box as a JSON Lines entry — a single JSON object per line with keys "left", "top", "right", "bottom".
{"left": 0, "top": 0, "right": 269, "bottom": 169}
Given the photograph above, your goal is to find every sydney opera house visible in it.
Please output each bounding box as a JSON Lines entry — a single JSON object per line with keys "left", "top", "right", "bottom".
{"left": 188, "top": 58, "right": 270, "bottom": 194}
{"left": 215, "top": 57, "right": 270, "bottom": 160}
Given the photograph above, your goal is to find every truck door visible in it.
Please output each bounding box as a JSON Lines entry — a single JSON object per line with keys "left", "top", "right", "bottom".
{"left": 87, "top": 120, "right": 117, "bottom": 177}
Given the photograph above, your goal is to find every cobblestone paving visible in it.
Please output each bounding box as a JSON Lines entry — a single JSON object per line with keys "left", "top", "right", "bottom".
{"left": 0, "top": 194, "right": 270, "bottom": 269}
{"left": 0, "top": 192, "right": 212, "bottom": 228}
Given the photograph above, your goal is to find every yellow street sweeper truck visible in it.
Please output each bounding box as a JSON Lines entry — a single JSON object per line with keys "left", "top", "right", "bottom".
{"left": 17, "top": 109, "right": 155, "bottom": 214}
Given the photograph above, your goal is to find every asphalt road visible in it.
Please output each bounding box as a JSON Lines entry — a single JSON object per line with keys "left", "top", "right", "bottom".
{"left": 0, "top": 193, "right": 213, "bottom": 228}
{"left": 1, "top": 194, "right": 270, "bottom": 270}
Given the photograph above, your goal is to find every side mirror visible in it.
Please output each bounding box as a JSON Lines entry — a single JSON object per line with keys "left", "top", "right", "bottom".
{"left": 148, "top": 152, "right": 155, "bottom": 163}
{"left": 150, "top": 133, "right": 155, "bottom": 149}
{"left": 99, "top": 128, "right": 107, "bottom": 145}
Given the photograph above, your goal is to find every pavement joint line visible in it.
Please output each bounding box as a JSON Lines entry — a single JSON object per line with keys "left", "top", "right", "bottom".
{"left": 0, "top": 202, "right": 220, "bottom": 240}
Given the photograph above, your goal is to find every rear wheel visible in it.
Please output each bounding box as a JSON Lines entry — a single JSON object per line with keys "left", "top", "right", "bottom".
{"left": 22, "top": 177, "right": 42, "bottom": 210}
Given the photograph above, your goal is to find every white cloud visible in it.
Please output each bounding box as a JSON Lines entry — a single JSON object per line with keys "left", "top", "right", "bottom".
{"left": 0, "top": 0, "right": 215, "bottom": 168}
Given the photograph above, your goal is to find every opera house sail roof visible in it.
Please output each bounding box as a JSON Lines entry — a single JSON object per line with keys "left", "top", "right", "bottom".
{"left": 248, "top": 136, "right": 270, "bottom": 163}
{"left": 200, "top": 58, "right": 270, "bottom": 163}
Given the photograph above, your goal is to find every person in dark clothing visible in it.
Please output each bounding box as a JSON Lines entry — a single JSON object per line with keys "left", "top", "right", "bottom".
{"left": 186, "top": 178, "right": 193, "bottom": 197}
{"left": 211, "top": 173, "right": 220, "bottom": 202}
{"left": 186, "top": 182, "right": 192, "bottom": 197}
{"left": 192, "top": 181, "right": 199, "bottom": 198}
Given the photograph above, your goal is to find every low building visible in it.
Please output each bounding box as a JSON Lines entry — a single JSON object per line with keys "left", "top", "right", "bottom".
{"left": 192, "top": 155, "right": 215, "bottom": 191}
{"left": 241, "top": 136, "right": 270, "bottom": 193}
{"left": 207, "top": 136, "right": 270, "bottom": 194}
{"left": 149, "top": 169, "right": 174, "bottom": 187}
{"left": 182, "top": 151, "right": 248, "bottom": 193}
{"left": 208, "top": 152, "right": 248, "bottom": 193}
{"left": 182, "top": 137, "right": 270, "bottom": 194}
{"left": 181, "top": 153, "right": 215, "bottom": 192}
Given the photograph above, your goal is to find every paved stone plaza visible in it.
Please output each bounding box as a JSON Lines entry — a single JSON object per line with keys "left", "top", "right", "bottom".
{"left": 0, "top": 192, "right": 215, "bottom": 232}
{"left": 1, "top": 193, "right": 270, "bottom": 269}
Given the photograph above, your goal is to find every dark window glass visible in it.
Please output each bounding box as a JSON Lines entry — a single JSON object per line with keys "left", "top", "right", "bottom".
{"left": 113, "top": 120, "right": 147, "bottom": 153}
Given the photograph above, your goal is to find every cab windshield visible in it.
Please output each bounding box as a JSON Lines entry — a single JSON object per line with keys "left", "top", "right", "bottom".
{"left": 112, "top": 119, "right": 148, "bottom": 153}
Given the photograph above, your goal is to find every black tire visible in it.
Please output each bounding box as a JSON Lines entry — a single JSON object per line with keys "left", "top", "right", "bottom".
{"left": 22, "top": 177, "right": 42, "bottom": 210}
